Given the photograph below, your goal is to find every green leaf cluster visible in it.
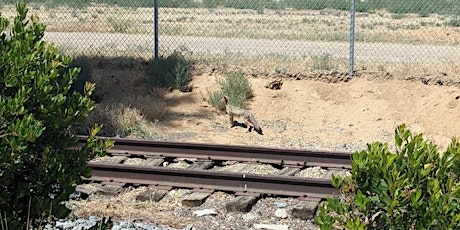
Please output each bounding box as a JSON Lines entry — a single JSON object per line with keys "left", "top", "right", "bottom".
{"left": 208, "top": 71, "right": 254, "bottom": 111}
{"left": 316, "top": 124, "right": 460, "bottom": 229}
{"left": 0, "top": 4, "right": 113, "bottom": 228}
{"left": 148, "top": 50, "right": 191, "bottom": 89}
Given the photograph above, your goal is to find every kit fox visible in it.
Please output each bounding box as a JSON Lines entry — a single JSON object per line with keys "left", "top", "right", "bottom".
{"left": 222, "top": 96, "right": 263, "bottom": 135}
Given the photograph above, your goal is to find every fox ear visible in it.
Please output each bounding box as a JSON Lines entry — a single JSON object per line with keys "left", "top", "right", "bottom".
{"left": 223, "top": 95, "right": 229, "bottom": 103}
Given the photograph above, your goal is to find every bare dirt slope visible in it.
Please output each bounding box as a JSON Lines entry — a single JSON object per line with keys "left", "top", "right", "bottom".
{"left": 156, "top": 73, "right": 459, "bottom": 152}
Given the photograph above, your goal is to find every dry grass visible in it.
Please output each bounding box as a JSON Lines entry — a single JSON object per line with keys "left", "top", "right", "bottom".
{"left": 74, "top": 92, "right": 166, "bottom": 139}
{"left": 123, "top": 91, "right": 168, "bottom": 122}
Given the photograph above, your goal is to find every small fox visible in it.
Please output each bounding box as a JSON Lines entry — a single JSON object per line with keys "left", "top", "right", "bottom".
{"left": 221, "top": 96, "right": 263, "bottom": 135}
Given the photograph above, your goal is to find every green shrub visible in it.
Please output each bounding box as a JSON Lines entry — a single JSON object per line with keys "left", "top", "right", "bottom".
{"left": 148, "top": 50, "right": 191, "bottom": 89}
{"left": 448, "top": 17, "right": 460, "bottom": 27}
{"left": 208, "top": 72, "right": 253, "bottom": 111}
{"left": 208, "top": 90, "right": 225, "bottom": 111}
{"left": 106, "top": 17, "right": 130, "bottom": 33}
{"left": 316, "top": 124, "right": 460, "bottom": 229}
{"left": 0, "top": 4, "right": 112, "bottom": 228}
{"left": 203, "top": 0, "right": 226, "bottom": 8}
{"left": 312, "top": 53, "right": 334, "bottom": 70}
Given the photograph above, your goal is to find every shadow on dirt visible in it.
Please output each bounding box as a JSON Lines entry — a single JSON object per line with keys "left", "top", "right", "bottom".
{"left": 69, "top": 55, "right": 201, "bottom": 137}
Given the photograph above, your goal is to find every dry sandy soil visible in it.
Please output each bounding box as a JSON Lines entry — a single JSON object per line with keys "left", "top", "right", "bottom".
{"left": 67, "top": 59, "right": 460, "bottom": 229}
{"left": 85, "top": 57, "right": 460, "bottom": 152}
{"left": 156, "top": 72, "right": 459, "bottom": 152}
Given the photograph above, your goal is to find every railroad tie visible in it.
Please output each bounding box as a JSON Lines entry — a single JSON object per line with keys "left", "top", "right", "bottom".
{"left": 275, "top": 167, "right": 301, "bottom": 176}
{"left": 188, "top": 161, "right": 215, "bottom": 170}
{"left": 291, "top": 197, "right": 321, "bottom": 220}
{"left": 94, "top": 183, "right": 124, "bottom": 196}
{"left": 182, "top": 189, "right": 214, "bottom": 207}
{"left": 226, "top": 194, "right": 260, "bottom": 212}
{"left": 142, "top": 157, "right": 165, "bottom": 167}
{"left": 136, "top": 186, "right": 171, "bottom": 202}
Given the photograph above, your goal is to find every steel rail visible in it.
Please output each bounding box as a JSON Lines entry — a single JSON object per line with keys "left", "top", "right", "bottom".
{"left": 87, "top": 162, "right": 338, "bottom": 198}
{"left": 78, "top": 136, "right": 352, "bottom": 169}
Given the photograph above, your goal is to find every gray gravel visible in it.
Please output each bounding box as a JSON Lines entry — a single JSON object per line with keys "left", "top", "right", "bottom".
{"left": 45, "top": 216, "right": 187, "bottom": 230}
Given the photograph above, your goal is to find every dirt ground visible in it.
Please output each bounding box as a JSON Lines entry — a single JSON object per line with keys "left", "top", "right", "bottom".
{"left": 159, "top": 73, "right": 459, "bottom": 151}
{"left": 89, "top": 58, "right": 460, "bottom": 153}
{"left": 5, "top": 3, "right": 454, "bottom": 152}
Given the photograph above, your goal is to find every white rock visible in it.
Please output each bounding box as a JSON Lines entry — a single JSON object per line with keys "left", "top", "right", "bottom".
{"left": 242, "top": 213, "right": 257, "bottom": 221}
{"left": 275, "top": 202, "right": 288, "bottom": 208}
{"left": 193, "top": 209, "right": 217, "bottom": 217}
{"left": 253, "top": 224, "right": 289, "bottom": 230}
{"left": 274, "top": 208, "right": 288, "bottom": 219}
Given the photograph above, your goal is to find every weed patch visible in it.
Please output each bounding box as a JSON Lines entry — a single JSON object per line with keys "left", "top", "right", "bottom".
{"left": 148, "top": 50, "right": 191, "bottom": 90}
{"left": 312, "top": 53, "right": 334, "bottom": 70}
{"left": 208, "top": 72, "right": 253, "bottom": 111}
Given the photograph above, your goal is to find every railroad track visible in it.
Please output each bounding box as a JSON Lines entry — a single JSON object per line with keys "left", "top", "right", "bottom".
{"left": 78, "top": 136, "right": 353, "bottom": 201}
{"left": 78, "top": 136, "right": 352, "bottom": 169}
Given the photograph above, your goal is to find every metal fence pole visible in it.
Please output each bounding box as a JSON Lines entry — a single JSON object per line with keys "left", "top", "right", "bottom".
{"left": 349, "top": 0, "right": 355, "bottom": 76}
{"left": 154, "top": 0, "right": 159, "bottom": 60}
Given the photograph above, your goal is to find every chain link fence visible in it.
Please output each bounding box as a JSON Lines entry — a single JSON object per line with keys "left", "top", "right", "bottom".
{"left": 2, "top": 0, "right": 460, "bottom": 77}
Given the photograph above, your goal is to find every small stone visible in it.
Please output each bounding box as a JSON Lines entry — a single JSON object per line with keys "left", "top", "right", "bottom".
{"left": 69, "top": 187, "right": 89, "bottom": 200}
{"left": 119, "top": 221, "right": 135, "bottom": 228}
{"left": 253, "top": 224, "right": 289, "bottom": 230}
{"left": 55, "top": 220, "right": 74, "bottom": 229}
{"left": 136, "top": 223, "right": 156, "bottom": 230}
{"left": 274, "top": 208, "right": 288, "bottom": 219}
{"left": 193, "top": 209, "right": 217, "bottom": 217}
{"left": 88, "top": 216, "right": 99, "bottom": 222}
{"left": 275, "top": 202, "right": 287, "bottom": 208}
{"left": 242, "top": 213, "right": 257, "bottom": 221}
{"left": 184, "top": 224, "right": 194, "bottom": 230}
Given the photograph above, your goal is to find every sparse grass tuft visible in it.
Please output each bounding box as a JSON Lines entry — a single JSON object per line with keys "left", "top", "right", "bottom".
{"left": 391, "top": 13, "right": 405, "bottom": 19}
{"left": 148, "top": 50, "right": 191, "bottom": 89}
{"left": 111, "top": 104, "right": 158, "bottom": 139}
{"left": 208, "top": 90, "right": 225, "bottom": 111}
{"left": 124, "top": 92, "right": 167, "bottom": 122}
{"left": 312, "top": 53, "right": 334, "bottom": 70}
{"left": 107, "top": 16, "right": 130, "bottom": 33}
{"left": 73, "top": 95, "right": 164, "bottom": 139}
{"left": 447, "top": 17, "right": 460, "bottom": 27}
{"left": 208, "top": 71, "right": 253, "bottom": 111}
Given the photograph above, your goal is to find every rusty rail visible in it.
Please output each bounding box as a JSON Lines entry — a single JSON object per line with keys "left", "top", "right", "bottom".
{"left": 87, "top": 162, "right": 338, "bottom": 198}
{"left": 78, "top": 136, "right": 352, "bottom": 169}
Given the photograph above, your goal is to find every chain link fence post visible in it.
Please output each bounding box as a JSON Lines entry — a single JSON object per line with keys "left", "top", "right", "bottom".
{"left": 154, "top": 0, "right": 158, "bottom": 60}
{"left": 349, "top": 0, "right": 356, "bottom": 77}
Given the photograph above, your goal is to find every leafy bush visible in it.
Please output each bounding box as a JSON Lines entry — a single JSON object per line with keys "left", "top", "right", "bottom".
{"left": 148, "top": 50, "right": 191, "bottom": 90}
{"left": 208, "top": 72, "right": 253, "bottom": 111}
{"left": 106, "top": 17, "right": 130, "bottom": 33}
{"left": 316, "top": 124, "right": 460, "bottom": 229}
{"left": 0, "top": 4, "right": 112, "bottom": 228}
{"left": 312, "top": 53, "right": 334, "bottom": 71}
{"left": 448, "top": 17, "right": 460, "bottom": 27}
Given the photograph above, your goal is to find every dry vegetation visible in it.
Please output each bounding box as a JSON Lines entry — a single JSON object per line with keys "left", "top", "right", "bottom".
{"left": 2, "top": 3, "right": 458, "bottom": 227}
{"left": 2, "top": 5, "right": 459, "bottom": 45}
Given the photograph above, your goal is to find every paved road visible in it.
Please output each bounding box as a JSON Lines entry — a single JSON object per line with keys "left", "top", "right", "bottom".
{"left": 44, "top": 32, "right": 460, "bottom": 63}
